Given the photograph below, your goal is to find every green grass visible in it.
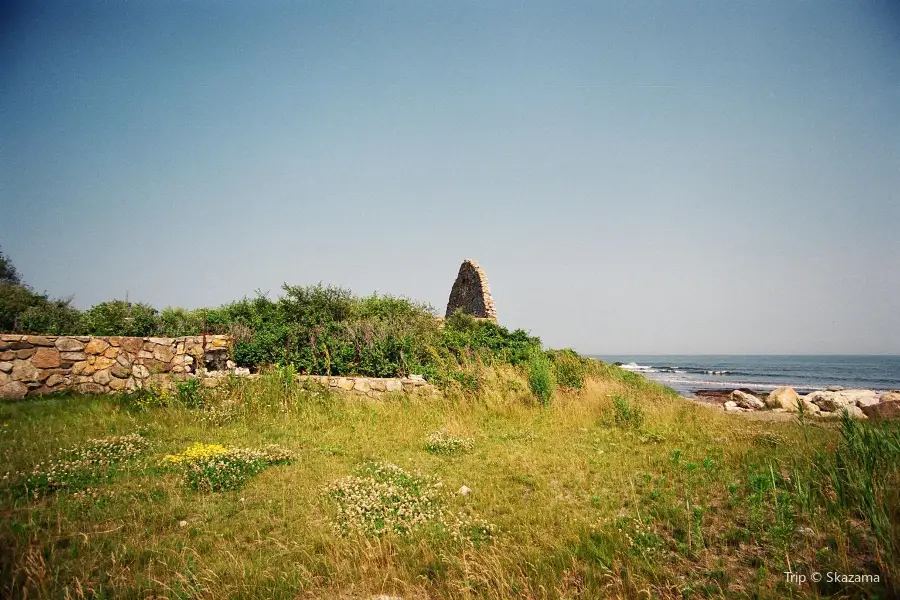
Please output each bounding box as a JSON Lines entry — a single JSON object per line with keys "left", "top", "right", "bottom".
{"left": 1, "top": 367, "right": 897, "bottom": 599}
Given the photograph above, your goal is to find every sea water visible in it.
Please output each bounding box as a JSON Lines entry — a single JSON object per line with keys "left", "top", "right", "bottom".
{"left": 593, "top": 355, "right": 900, "bottom": 397}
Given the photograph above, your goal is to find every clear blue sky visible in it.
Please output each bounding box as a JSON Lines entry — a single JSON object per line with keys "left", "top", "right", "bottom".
{"left": 2, "top": 1, "right": 898, "bottom": 354}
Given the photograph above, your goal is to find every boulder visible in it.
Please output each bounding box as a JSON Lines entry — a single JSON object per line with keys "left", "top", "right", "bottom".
{"left": 767, "top": 387, "right": 800, "bottom": 410}
{"left": 730, "top": 389, "right": 765, "bottom": 410}
{"left": 806, "top": 389, "right": 878, "bottom": 412}
{"left": 862, "top": 400, "right": 900, "bottom": 420}
{"left": 0, "top": 361, "right": 11, "bottom": 373}
{"left": 880, "top": 391, "right": 900, "bottom": 403}
{"left": 724, "top": 400, "right": 745, "bottom": 412}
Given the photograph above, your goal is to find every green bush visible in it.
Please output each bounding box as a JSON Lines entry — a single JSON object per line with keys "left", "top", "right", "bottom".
{"left": 175, "top": 378, "right": 205, "bottom": 408}
{"left": 549, "top": 349, "right": 591, "bottom": 389}
{"left": 528, "top": 351, "right": 556, "bottom": 406}
{"left": 611, "top": 394, "right": 644, "bottom": 429}
{"left": 19, "top": 300, "right": 84, "bottom": 335}
{"left": 84, "top": 300, "right": 159, "bottom": 337}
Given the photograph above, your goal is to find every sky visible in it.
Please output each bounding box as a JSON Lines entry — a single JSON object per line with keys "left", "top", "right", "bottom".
{"left": 1, "top": 1, "right": 898, "bottom": 355}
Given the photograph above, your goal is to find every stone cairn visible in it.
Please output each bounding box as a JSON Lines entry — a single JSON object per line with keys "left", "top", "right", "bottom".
{"left": 445, "top": 259, "right": 497, "bottom": 321}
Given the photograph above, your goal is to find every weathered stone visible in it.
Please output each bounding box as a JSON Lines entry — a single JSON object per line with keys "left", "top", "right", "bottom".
{"left": 103, "top": 347, "right": 119, "bottom": 359}
{"left": 806, "top": 390, "right": 878, "bottom": 412}
{"left": 110, "top": 363, "right": 131, "bottom": 378}
{"left": 0, "top": 381, "right": 29, "bottom": 399}
{"left": 77, "top": 382, "right": 105, "bottom": 394}
{"left": 45, "top": 374, "right": 67, "bottom": 387}
{"left": 85, "top": 339, "right": 110, "bottom": 355}
{"left": 766, "top": 387, "right": 800, "bottom": 410}
{"left": 108, "top": 377, "right": 126, "bottom": 391}
{"left": 353, "top": 379, "right": 371, "bottom": 393}
{"left": 107, "top": 336, "right": 123, "bottom": 347}
{"left": 93, "top": 370, "right": 112, "bottom": 385}
{"left": 862, "top": 400, "right": 900, "bottom": 420}
{"left": 846, "top": 405, "right": 867, "bottom": 420}
{"left": 93, "top": 356, "right": 116, "bottom": 370}
{"left": 60, "top": 351, "right": 86, "bottom": 361}
{"left": 730, "top": 390, "right": 765, "bottom": 410}
{"left": 0, "top": 351, "right": 15, "bottom": 361}
{"left": 120, "top": 338, "right": 143, "bottom": 354}
{"left": 153, "top": 346, "right": 176, "bottom": 363}
{"left": 72, "top": 361, "right": 95, "bottom": 376}
{"left": 0, "top": 361, "right": 11, "bottom": 373}
{"left": 32, "top": 348, "right": 61, "bottom": 369}
{"left": 724, "top": 401, "right": 745, "bottom": 412}
{"left": 11, "top": 360, "right": 41, "bottom": 382}
{"left": 27, "top": 336, "right": 56, "bottom": 347}
{"left": 15, "top": 349, "right": 35, "bottom": 360}
{"left": 369, "top": 379, "right": 387, "bottom": 392}
{"left": 385, "top": 379, "right": 403, "bottom": 392}
{"left": 337, "top": 378, "right": 354, "bottom": 391}
{"left": 445, "top": 259, "right": 498, "bottom": 321}
{"left": 55, "top": 338, "right": 85, "bottom": 351}
{"left": 116, "top": 352, "right": 133, "bottom": 367}
{"left": 132, "top": 364, "right": 150, "bottom": 379}
{"left": 880, "top": 391, "right": 900, "bottom": 403}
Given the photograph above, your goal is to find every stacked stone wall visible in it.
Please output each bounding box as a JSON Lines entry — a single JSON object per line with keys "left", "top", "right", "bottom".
{"left": 0, "top": 334, "right": 232, "bottom": 399}
{"left": 297, "top": 375, "right": 437, "bottom": 398}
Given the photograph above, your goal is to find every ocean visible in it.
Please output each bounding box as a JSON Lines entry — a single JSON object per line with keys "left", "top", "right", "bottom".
{"left": 592, "top": 355, "right": 900, "bottom": 397}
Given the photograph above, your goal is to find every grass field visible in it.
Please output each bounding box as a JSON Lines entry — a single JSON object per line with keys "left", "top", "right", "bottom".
{"left": 1, "top": 366, "right": 897, "bottom": 599}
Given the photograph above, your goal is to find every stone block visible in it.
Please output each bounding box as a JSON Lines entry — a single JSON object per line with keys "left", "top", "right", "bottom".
{"left": 0, "top": 352, "right": 15, "bottom": 361}
{"left": 108, "top": 377, "right": 126, "bottom": 391}
{"left": 369, "top": 379, "right": 387, "bottom": 391}
{"left": 45, "top": 374, "right": 67, "bottom": 387}
{"left": 55, "top": 338, "right": 85, "bottom": 352}
{"left": 77, "top": 382, "right": 105, "bottom": 394}
{"left": 11, "top": 360, "right": 40, "bottom": 382}
{"left": 27, "top": 336, "right": 56, "bottom": 347}
{"left": 1, "top": 381, "right": 28, "bottom": 399}
{"left": 15, "top": 349, "right": 35, "bottom": 360}
{"left": 32, "top": 348, "right": 61, "bottom": 369}
{"left": 72, "top": 361, "right": 95, "bottom": 376}
{"left": 104, "top": 347, "right": 119, "bottom": 359}
{"left": 85, "top": 338, "right": 111, "bottom": 355}
{"left": 110, "top": 363, "right": 130, "bottom": 378}
{"left": 93, "top": 370, "right": 112, "bottom": 385}
{"left": 60, "top": 351, "right": 86, "bottom": 361}
{"left": 385, "top": 379, "right": 402, "bottom": 392}
{"left": 0, "top": 361, "right": 11, "bottom": 373}
{"left": 353, "top": 379, "right": 371, "bottom": 393}
{"left": 120, "top": 338, "right": 143, "bottom": 354}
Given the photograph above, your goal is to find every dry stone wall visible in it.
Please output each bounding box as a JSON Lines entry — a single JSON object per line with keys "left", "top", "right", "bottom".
{"left": 445, "top": 259, "right": 497, "bottom": 321}
{"left": 0, "top": 334, "right": 232, "bottom": 399}
{"left": 297, "top": 375, "right": 437, "bottom": 398}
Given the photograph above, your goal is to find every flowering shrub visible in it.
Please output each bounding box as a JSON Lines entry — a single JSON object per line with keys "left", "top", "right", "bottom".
{"left": 425, "top": 430, "right": 474, "bottom": 455}
{"left": 328, "top": 462, "right": 496, "bottom": 543}
{"left": 16, "top": 434, "right": 149, "bottom": 496}
{"left": 164, "top": 443, "right": 293, "bottom": 492}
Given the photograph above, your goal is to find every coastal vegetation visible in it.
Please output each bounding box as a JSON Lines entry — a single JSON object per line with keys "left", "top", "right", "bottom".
{"left": 2, "top": 368, "right": 899, "bottom": 598}
{"left": 3, "top": 249, "right": 899, "bottom": 598}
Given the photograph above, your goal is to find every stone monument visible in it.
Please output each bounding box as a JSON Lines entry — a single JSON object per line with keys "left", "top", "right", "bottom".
{"left": 445, "top": 259, "right": 497, "bottom": 321}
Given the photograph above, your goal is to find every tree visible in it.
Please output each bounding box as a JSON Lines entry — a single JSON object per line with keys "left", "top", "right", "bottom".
{"left": 0, "top": 246, "right": 22, "bottom": 285}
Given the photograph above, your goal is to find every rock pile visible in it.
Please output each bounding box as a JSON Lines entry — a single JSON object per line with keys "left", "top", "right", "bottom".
{"left": 721, "top": 386, "right": 900, "bottom": 420}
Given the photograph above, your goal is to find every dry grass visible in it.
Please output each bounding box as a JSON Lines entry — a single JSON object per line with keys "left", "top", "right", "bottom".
{"left": 0, "top": 367, "right": 893, "bottom": 599}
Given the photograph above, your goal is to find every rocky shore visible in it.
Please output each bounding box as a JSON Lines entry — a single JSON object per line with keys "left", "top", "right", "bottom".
{"left": 692, "top": 386, "right": 900, "bottom": 420}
